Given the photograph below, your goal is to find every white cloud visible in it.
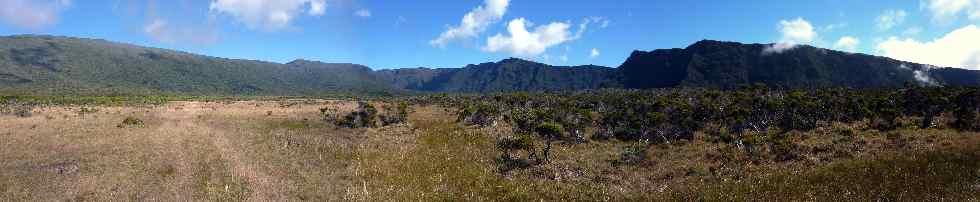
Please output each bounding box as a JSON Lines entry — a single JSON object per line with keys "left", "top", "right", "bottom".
{"left": 430, "top": 0, "right": 510, "bottom": 48}
{"left": 779, "top": 18, "right": 817, "bottom": 43}
{"left": 763, "top": 17, "right": 817, "bottom": 54}
{"left": 309, "top": 0, "right": 325, "bottom": 16}
{"left": 876, "top": 25, "right": 980, "bottom": 69}
{"left": 922, "top": 0, "right": 980, "bottom": 23}
{"left": 590, "top": 48, "right": 600, "bottom": 58}
{"left": 483, "top": 18, "right": 580, "bottom": 58}
{"left": 355, "top": 9, "right": 371, "bottom": 18}
{"left": 876, "top": 9, "right": 907, "bottom": 31}
{"left": 209, "top": 0, "right": 327, "bottom": 31}
{"left": 898, "top": 63, "right": 938, "bottom": 85}
{"left": 143, "top": 18, "right": 220, "bottom": 45}
{"left": 833, "top": 36, "right": 860, "bottom": 52}
{"left": 0, "top": 0, "right": 71, "bottom": 29}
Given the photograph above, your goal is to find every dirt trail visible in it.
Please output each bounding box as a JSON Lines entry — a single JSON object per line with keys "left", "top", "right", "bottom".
{"left": 160, "top": 102, "right": 284, "bottom": 201}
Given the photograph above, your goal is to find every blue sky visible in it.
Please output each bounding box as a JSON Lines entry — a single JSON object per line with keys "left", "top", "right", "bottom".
{"left": 1, "top": 0, "right": 979, "bottom": 70}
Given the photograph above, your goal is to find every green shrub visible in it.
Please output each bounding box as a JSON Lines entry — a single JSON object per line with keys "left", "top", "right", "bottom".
{"left": 336, "top": 102, "right": 378, "bottom": 128}
{"left": 495, "top": 134, "right": 536, "bottom": 172}
{"left": 456, "top": 102, "right": 500, "bottom": 127}
{"left": 118, "top": 117, "right": 144, "bottom": 128}
{"left": 379, "top": 102, "right": 411, "bottom": 126}
{"left": 617, "top": 139, "right": 649, "bottom": 165}
{"left": 78, "top": 107, "right": 99, "bottom": 115}
{"left": 769, "top": 133, "right": 800, "bottom": 162}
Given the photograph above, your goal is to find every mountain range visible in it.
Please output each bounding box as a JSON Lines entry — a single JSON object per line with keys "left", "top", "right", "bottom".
{"left": 1, "top": 35, "right": 978, "bottom": 96}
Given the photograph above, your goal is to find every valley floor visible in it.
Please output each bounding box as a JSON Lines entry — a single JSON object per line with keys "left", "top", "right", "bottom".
{"left": 1, "top": 100, "right": 979, "bottom": 201}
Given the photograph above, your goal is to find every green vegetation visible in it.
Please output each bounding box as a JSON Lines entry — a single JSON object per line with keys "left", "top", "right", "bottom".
{"left": 330, "top": 101, "right": 412, "bottom": 128}
{"left": 6, "top": 36, "right": 980, "bottom": 96}
{"left": 419, "top": 85, "right": 980, "bottom": 172}
{"left": 4, "top": 36, "right": 980, "bottom": 201}
{"left": 2, "top": 94, "right": 978, "bottom": 200}
{"left": 0, "top": 35, "right": 394, "bottom": 96}
{"left": 376, "top": 58, "right": 620, "bottom": 92}
{"left": 118, "top": 117, "right": 145, "bottom": 128}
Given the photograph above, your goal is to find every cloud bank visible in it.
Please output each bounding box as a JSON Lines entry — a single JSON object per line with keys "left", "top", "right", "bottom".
{"left": 876, "top": 25, "right": 980, "bottom": 70}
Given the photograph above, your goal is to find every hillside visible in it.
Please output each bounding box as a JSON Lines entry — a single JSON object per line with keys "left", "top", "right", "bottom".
{"left": 376, "top": 58, "right": 619, "bottom": 93}
{"left": 0, "top": 35, "right": 395, "bottom": 96}
{"left": 617, "top": 40, "right": 980, "bottom": 89}
{"left": 3, "top": 35, "right": 980, "bottom": 96}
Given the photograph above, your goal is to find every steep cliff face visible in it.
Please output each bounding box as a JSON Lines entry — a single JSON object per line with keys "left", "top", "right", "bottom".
{"left": 616, "top": 40, "right": 968, "bottom": 89}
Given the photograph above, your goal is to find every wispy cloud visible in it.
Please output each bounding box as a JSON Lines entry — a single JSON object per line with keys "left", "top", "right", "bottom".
{"left": 875, "top": 9, "right": 907, "bottom": 31}
{"left": 355, "top": 9, "right": 371, "bottom": 18}
{"left": 209, "top": 0, "right": 327, "bottom": 31}
{"left": 921, "top": 0, "right": 980, "bottom": 24}
{"left": 143, "top": 17, "right": 220, "bottom": 45}
{"left": 0, "top": 0, "right": 71, "bottom": 29}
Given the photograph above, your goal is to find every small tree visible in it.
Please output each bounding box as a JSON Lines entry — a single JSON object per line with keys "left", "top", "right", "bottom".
{"left": 496, "top": 134, "right": 535, "bottom": 161}
{"left": 535, "top": 122, "right": 565, "bottom": 163}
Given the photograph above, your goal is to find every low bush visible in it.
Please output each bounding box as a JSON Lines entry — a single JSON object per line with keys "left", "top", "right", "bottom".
{"left": 379, "top": 102, "right": 411, "bottom": 126}
{"left": 336, "top": 102, "right": 378, "bottom": 128}
{"left": 118, "top": 117, "right": 144, "bottom": 128}
{"left": 616, "top": 139, "right": 649, "bottom": 165}
{"left": 456, "top": 102, "right": 500, "bottom": 127}
{"left": 78, "top": 107, "right": 99, "bottom": 115}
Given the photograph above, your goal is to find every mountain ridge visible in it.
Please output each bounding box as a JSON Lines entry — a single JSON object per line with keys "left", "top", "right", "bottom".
{"left": 1, "top": 35, "right": 979, "bottom": 95}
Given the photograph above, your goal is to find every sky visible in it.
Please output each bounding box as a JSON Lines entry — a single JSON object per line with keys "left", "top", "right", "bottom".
{"left": 0, "top": 0, "right": 979, "bottom": 70}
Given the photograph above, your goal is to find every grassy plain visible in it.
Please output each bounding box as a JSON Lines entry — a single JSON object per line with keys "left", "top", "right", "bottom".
{"left": 1, "top": 100, "right": 978, "bottom": 201}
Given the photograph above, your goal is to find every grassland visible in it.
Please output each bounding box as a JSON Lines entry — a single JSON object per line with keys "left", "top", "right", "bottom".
{"left": 1, "top": 99, "right": 979, "bottom": 201}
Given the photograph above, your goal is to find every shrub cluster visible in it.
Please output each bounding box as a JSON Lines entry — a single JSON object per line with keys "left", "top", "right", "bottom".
{"left": 329, "top": 101, "right": 412, "bottom": 128}
{"left": 0, "top": 99, "right": 34, "bottom": 118}
{"left": 425, "top": 84, "right": 980, "bottom": 167}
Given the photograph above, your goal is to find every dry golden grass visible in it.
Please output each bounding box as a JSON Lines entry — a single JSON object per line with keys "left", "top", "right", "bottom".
{"left": 1, "top": 100, "right": 979, "bottom": 201}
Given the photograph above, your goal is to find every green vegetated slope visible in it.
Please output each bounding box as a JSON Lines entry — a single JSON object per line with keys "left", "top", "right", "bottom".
{"left": 0, "top": 35, "right": 394, "bottom": 96}
{"left": 2, "top": 35, "right": 980, "bottom": 96}
{"left": 376, "top": 58, "right": 620, "bottom": 93}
